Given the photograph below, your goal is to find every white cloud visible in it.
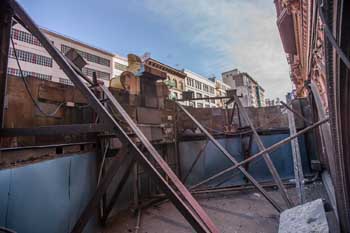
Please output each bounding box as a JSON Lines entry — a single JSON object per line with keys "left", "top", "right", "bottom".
{"left": 141, "top": 0, "right": 292, "bottom": 99}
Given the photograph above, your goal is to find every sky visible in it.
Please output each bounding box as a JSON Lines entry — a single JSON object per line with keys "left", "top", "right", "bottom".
{"left": 18, "top": 0, "right": 293, "bottom": 99}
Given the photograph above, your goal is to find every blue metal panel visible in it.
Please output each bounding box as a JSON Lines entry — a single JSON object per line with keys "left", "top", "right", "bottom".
{"left": 6, "top": 157, "right": 71, "bottom": 233}
{"left": 247, "top": 134, "right": 311, "bottom": 182}
{"left": 68, "top": 152, "right": 98, "bottom": 233}
{"left": 0, "top": 169, "right": 11, "bottom": 227}
{"left": 0, "top": 152, "right": 98, "bottom": 233}
{"left": 179, "top": 133, "right": 312, "bottom": 188}
{"left": 204, "top": 138, "right": 245, "bottom": 187}
{"left": 179, "top": 138, "right": 245, "bottom": 187}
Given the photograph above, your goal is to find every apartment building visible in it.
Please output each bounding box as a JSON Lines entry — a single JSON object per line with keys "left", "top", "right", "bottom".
{"left": 7, "top": 24, "right": 127, "bottom": 86}
{"left": 184, "top": 70, "right": 216, "bottom": 108}
{"left": 222, "top": 69, "right": 265, "bottom": 107}
{"left": 145, "top": 58, "right": 186, "bottom": 100}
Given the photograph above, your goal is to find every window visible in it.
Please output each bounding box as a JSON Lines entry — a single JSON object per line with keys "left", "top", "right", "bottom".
{"left": 209, "top": 86, "right": 214, "bottom": 94}
{"left": 205, "top": 104, "right": 210, "bottom": 108}
{"left": 204, "top": 95, "right": 209, "bottom": 102}
{"left": 196, "top": 93, "right": 202, "bottom": 98}
{"left": 11, "top": 28, "right": 42, "bottom": 47}
{"left": 203, "top": 84, "right": 209, "bottom": 92}
{"left": 195, "top": 80, "right": 202, "bottom": 90}
{"left": 7, "top": 67, "right": 52, "bottom": 81}
{"left": 8, "top": 48, "right": 52, "bottom": 67}
{"left": 59, "top": 78, "right": 74, "bottom": 86}
{"left": 179, "top": 81, "right": 183, "bottom": 90}
{"left": 61, "top": 44, "right": 110, "bottom": 67}
{"left": 197, "top": 103, "right": 203, "bottom": 108}
{"left": 82, "top": 67, "right": 110, "bottom": 80}
{"left": 114, "top": 62, "right": 127, "bottom": 71}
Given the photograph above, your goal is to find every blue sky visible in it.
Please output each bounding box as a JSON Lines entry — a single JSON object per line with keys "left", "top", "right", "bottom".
{"left": 18, "top": 0, "right": 292, "bottom": 99}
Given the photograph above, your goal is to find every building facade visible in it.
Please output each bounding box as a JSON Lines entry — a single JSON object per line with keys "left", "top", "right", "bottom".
{"left": 184, "top": 70, "right": 216, "bottom": 108}
{"left": 112, "top": 54, "right": 128, "bottom": 79}
{"left": 7, "top": 24, "right": 127, "bottom": 87}
{"left": 209, "top": 78, "right": 231, "bottom": 108}
{"left": 145, "top": 58, "right": 186, "bottom": 100}
{"left": 222, "top": 69, "right": 265, "bottom": 107}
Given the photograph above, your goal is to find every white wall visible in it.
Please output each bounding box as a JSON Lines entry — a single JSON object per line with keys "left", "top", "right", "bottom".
{"left": 184, "top": 70, "right": 216, "bottom": 108}
{"left": 8, "top": 24, "right": 126, "bottom": 87}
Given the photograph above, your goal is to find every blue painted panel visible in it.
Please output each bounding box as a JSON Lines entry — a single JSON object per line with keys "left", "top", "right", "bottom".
{"left": 247, "top": 134, "right": 311, "bottom": 182}
{"left": 179, "top": 133, "right": 312, "bottom": 188}
{"left": 6, "top": 157, "right": 71, "bottom": 233}
{"left": 0, "top": 169, "right": 11, "bottom": 227}
{"left": 179, "top": 138, "right": 245, "bottom": 187}
{"left": 0, "top": 152, "right": 98, "bottom": 233}
{"left": 68, "top": 153, "right": 98, "bottom": 233}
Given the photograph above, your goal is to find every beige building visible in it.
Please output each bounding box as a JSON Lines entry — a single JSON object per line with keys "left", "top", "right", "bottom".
{"left": 145, "top": 58, "right": 186, "bottom": 100}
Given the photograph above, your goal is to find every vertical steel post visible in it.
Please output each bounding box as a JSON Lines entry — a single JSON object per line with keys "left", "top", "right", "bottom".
{"left": 286, "top": 101, "right": 305, "bottom": 204}
{"left": 0, "top": 4, "right": 12, "bottom": 128}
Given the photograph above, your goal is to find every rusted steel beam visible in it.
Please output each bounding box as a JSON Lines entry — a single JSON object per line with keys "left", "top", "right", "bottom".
{"left": 101, "top": 85, "right": 218, "bottom": 233}
{"left": 175, "top": 102, "right": 283, "bottom": 212}
{"left": 190, "top": 118, "right": 329, "bottom": 191}
{"left": 0, "top": 4, "right": 13, "bottom": 128}
{"left": 280, "top": 101, "right": 312, "bottom": 125}
{"left": 71, "top": 147, "right": 133, "bottom": 233}
{"left": 232, "top": 93, "right": 293, "bottom": 208}
{"left": 309, "top": 81, "right": 336, "bottom": 179}
{"left": 0, "top": 124, "right": 110, "bottom": 136}
{"left": 182, "top": 139, "right": 209, "bottom": 183}
{"left": 177, "top": 96, "right": 230, "bottom": 102}
{"left": 9, "top": 1, "right": 218, "bottom": 232}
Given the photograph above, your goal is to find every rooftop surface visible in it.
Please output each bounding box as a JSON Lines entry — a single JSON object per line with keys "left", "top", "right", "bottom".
{"left": 103, "top": 182, "right": 339, "bottom": 233}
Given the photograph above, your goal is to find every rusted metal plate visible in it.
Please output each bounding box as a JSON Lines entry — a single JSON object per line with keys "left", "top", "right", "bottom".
{"left": 139, "top": 125, "right": 163, "bottom": 141}
{"left": 136, "top": 107, "right": 161, "bottom": 125}
{"left": 38, "top": 85, "right": 65, "bottom": 103}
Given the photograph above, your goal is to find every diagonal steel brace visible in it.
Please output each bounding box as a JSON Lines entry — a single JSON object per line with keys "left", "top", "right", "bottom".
{"left": 175, "top": 102, "right": 283, "bottom": 212}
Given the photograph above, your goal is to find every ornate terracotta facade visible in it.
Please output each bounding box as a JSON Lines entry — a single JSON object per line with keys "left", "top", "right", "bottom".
{"left": 275, "top": 0, "right": 328, "bottom": 112}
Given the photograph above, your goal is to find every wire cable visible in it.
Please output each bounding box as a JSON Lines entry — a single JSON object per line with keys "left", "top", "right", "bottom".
{"left": 10, "top": 37, "right": 65, "bottom": 117}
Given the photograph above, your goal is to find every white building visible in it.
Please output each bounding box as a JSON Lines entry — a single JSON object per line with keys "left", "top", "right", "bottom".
{"left": 7, "top": 24, "right": 127, "bottom": 87}
{"left": 222, "top": 69, "right": 265, "bottom": 107}
{"left": 112, "top": 54, "right": 128, "bottom": 78}
{"left": 184, "top": 70, "right": 216, "bottom": 108}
